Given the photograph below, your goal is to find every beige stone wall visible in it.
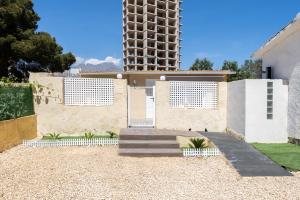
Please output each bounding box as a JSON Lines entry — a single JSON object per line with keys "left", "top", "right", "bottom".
{"left": 155, "top": 81, "right": 227, "bottom": 132}
{"left": 0, "top": 115, "right": 37, "bottom": 152}
{"left": 29, "top": 73, "right": 127, "bottom": 136}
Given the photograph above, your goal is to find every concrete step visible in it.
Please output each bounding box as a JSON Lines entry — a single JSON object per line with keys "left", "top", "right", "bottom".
{"left": 119, "top": 140, "right": 180, "bottom": 149}
{"left": 119, "top": 148, "right": 183, "bottom": 157}
{"left": 119, "top": 134, "right": 177, "bottom": 141}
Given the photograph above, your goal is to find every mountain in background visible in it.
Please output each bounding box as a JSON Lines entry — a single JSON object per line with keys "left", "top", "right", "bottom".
{"left": 73, "top": 62, "right": 122, "bottom": 73}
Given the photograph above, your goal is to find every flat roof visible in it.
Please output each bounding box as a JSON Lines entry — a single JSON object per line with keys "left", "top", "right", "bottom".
{"left": 80, "top": 70, "right": 235, "bottom": 76}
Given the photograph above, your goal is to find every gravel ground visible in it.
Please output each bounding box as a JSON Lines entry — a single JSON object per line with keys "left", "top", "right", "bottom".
{"left": 0, "top": 146, "right": 300, "bottom": 200}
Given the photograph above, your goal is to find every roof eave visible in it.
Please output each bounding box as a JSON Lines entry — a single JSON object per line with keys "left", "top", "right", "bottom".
{"left": 80, "top": 70, "right": 235, "bottom": 76}
{"left": 253, "top": 17, "right": 300, "bottom": 59}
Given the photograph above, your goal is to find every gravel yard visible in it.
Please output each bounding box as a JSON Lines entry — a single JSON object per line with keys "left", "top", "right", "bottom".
{"left": 0, "top": 146, "right": 300, "bottom": 200}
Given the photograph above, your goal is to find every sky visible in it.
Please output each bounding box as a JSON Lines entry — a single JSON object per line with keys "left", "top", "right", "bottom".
{"left": 33, "top": 0, "right": 300, "bottom": 70}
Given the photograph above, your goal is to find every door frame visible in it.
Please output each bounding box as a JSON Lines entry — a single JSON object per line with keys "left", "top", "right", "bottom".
{"left": 145, "top": 79, "right": 156, "bottom": 126}
{"left": 127, "top": 80, "right": 156, "bottom": 128}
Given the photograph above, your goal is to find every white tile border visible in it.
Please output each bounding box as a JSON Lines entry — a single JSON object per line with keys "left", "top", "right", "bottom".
{"left": 23, "top": 138, "right": 119, "bottom": 147}
{"left": 183, "top": 148, "right": 221, "bottom": 157}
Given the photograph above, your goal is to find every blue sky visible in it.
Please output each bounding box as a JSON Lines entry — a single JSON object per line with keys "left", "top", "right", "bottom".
{"left": 33, "top": 0, "right": 299, "bottom": 70}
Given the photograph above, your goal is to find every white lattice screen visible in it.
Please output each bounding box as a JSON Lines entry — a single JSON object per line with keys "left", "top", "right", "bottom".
{"left": 170, "top": 81, "right": 218, "bottom": 109}
{"left": 64, "top": 78, "right": 114, "bottom": 106}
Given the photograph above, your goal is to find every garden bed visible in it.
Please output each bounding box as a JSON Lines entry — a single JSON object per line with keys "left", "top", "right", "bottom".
{"left": 23, "top": 138, "right": 118, "bottom": 147}
{"left": 42, "top": 135, "right": 117, "bottom": 140}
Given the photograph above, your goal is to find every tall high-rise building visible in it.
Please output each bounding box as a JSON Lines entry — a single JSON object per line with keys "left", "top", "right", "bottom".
{"left": 122, "top": 0, "right": 182, "bottom": 71}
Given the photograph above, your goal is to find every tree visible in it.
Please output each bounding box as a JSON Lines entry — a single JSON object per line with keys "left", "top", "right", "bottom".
{"left": 221, "top": 59, "right": 262, "bottom": 82}
{"left": 0, "top": 0, "right": 75, "bottom": 81}
{"left": 222, "top": 60, "right": 239, "bottom": 81}
{"left": 190, "top": 58, "right": 213, "bottom": 70}
{"left": 241, "top": 59, "right": 262, "bottom": 79}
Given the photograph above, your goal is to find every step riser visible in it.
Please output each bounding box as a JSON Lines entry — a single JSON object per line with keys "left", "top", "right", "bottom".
{"left": 119, "top": 143, "right": 180, "bottom": 149}
{"left": 119, "top": 129, "right": 181, "bottom": 157}
{"left": 119, "top": 153, "right": 183, "bottom": 157}
{"left": 120, "top": 135, "right": 177, "bottom": 140}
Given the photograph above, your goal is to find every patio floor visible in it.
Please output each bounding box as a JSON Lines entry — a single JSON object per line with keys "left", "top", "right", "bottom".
{"left": 202, "top": 132, "right": 292, "bottom": 177}
{"left": 0, "top": 146, "right": 299, "bottom": 199}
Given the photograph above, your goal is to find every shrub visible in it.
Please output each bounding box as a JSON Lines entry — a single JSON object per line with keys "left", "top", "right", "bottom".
{"left": 106, "top": 131, "right": 117, "bottom": 138}
{"left": 189, "top": 138, "right": 208, "bottom": 149}
{"left": 0, "top": 77, "right": 17, "bottom": 84}
{"left": 0, "top": 85, "right": 34, "bottom": 121}
{"left": 84, "top": 131, "right": 95, "bottom": 139}
{"left": 48, "top": 133, "right": 62, "bottom": 140}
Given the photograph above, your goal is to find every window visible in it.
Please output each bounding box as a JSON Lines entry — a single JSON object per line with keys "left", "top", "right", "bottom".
{"left": 64, "top": 78, "right": 114, "bottom": 106}
{"left": 267, "top": 81, "right": 273, "bottom": 120}
{"left": 170, "top": 81, "right": 218, "bottom": 109}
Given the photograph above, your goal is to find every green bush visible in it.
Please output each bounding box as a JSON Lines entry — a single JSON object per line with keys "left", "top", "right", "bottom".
{"left": 84, "top": 131, "right": 95, "bottom": 139}
{"left": 189, "top": 138, "right": 208, "bottom": 149}
{"left": 106, "top": 131, "right": 117, "bottom": 138}
{"left": 47, "top": 133, "right": 62, "bottom": 140}
{"left": 0, "top": 85, "right": 34, "bottom": 121}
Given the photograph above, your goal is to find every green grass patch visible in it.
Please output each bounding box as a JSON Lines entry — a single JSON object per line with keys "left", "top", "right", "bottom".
{"left": 42, "top": 135, "right": 117, "bottom": 140}
{"left": 252, "top": 143, "right": 300, "bottom": 171}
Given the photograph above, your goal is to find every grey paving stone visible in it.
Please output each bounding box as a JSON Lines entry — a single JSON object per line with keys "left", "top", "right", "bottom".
{"left": 202, "top": 132, "right": 292, "bottom": 177}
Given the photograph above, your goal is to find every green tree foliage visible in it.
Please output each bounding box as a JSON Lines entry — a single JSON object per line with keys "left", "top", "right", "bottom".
{"left": 222, "top": 59, "right": 262, "bottom": 82}
{"left": 190, "top": 58, "right": 213, "bottom": 70}
{"left": 222, "top": 60, "right": 239, "bottom": 81}
{"left": 0, "top": 0, "right": 75, "bottom": 80}
{"left": 240, "top": 59, "right": 262, "bottom": 79}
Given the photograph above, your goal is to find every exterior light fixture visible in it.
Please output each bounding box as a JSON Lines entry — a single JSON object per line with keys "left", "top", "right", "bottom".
{"left": 160, "top": 75, "right": 166, "bottom": 81}
{"left": 117, "top": 73, "right": 123, "bottom": 79}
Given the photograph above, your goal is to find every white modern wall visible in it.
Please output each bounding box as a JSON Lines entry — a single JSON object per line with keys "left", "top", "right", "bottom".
{"left": 227, "top": 79, "right": 288, "bottom": 143}
{"left": 258, "top": 20, "right": 300, "bottom": 80}
{"left": 245, "top": 80, "right": 288, "bottom": 143}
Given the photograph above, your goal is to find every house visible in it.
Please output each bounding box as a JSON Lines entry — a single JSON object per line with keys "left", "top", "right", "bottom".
{"left": 29, "top": 71, "right": 232, "bottom": 135}
{"left": 253, "top": 12, "right": 300, "bottom": 144}
{"left": 29, "top": 69, "right": 290, "bottom": 143}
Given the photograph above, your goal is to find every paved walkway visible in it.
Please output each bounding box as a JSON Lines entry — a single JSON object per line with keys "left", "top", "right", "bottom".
{"left": 201, "top": 132, "right": 292, "bottom": 177}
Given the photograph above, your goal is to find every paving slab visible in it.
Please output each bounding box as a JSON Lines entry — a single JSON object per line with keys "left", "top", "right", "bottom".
{"left": 201, "top": 132, "right": 292, "bottom": 177}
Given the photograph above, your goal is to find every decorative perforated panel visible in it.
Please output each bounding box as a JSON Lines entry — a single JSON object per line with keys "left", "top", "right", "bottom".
{"left": 64, "top": 78, "right": 114, "bottom": 106}
{"left": 170, "top": 81, "right": 218, "bottom": 109}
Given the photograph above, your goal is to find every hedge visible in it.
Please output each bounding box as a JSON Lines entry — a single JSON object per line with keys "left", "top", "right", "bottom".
{"left": 0, "top": 85, "right": 34, "bottom": 121}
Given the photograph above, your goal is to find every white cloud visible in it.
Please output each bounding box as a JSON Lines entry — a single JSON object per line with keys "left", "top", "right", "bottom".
{"left": 295, "top": 12, "right": 300, "bottom": 21}
{"left": 72, "top": 56, "right": 121, "bottom": 67}
{"left": 85, "top": 56, "right": 121, "bottom": 66}
{"left": 73, "top": 56, "right": 85, "bottom": 66}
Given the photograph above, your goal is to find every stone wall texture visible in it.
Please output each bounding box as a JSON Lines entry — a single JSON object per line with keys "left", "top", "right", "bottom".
{"left": 0, "top": 115, "right": 37, "bottom": 152}
{"left": 155, "top": 81, "right": 227, "bottom": 132}
{"left": 29, "top": 73, "right": 128, "bottom": 135}
{"left": 288, "top": 63, "right": 300, "bottom": 140}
